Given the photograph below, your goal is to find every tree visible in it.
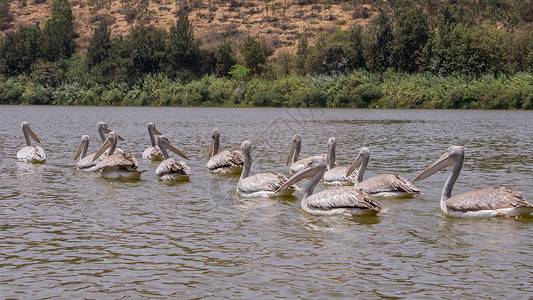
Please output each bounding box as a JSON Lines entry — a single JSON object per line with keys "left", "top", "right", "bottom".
{"left": 0, "top": 25, "right": 42, "bottom": 76}
{"left": 41, "top": 0, "right": 76, "bottom": 61}
{"left": 368, "top": 8, "right": 393, "bottom": 72}
{"left": 120, "top": 0, "right": 154, "bottom": 23}
{"left": 241, "top": 36, "right": 269, "bottom": 76}
{"left": 86, "top": 20, "right": 112, "bottom": 69}
{"left": 392, "top": 2, "right": 430, "bottom": 73}
{"left": 0, "top": 0, "right": 13, "bottom": 30}
{"left": 215, "top": 39, "right": 237, "bottom": 77}
{"left": 166, "top": 13, "right": 202, "bottom": 79}
{"left": 295, "top": 30, "right": 309, "bottom": 75}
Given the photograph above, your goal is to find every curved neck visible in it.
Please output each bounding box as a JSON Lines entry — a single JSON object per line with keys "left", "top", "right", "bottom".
{"left": 293, "top": 141, "right": 301, "bottom": 163}
{"left": 213, "top": 136, "right": 220, "bottom": 156}
{"left": 81, "top": 141, "right": 88, "bottom": 159}
{"left": 327, "top": 143, "right": 336, "bottom": 170}
{"left": 107, "top": 137, "right": 117, "bottom": 156}
{"left": 159, "top": 142, "right": 170, "bottom": 159}
{"left": 98, "top": 127, "right": 106, "bottom": 143}
{"left": 239, "top": 151, "right": 252, "bottom": 181}
{"left": 356, "top": 155, "right": 369, "bottom": 183}
{"left": 22, "top": 126, "right": 31, "bottom": 146}
{"left": 303, "top": 166, "right": 326, "bottom": 198}
{"left": 148, "top": 127, "right": 156, "bottom": 147}
{"left": 442, "top": 155, "right": 463, "bottom": 204}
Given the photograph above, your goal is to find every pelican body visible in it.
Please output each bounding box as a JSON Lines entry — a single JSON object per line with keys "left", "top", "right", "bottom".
{"left": 17, "top": 122, "right": 46, "bottom": 163}
{"left": 413, "top": 146, "right": 533, "bottom": 218}
{"left": 142, "top": 123, "right": 164, "bottom": 161}
{"left": 155, "top": 135, "right": 191, "bottom": 182}
{"left": 74, "top": 135, "right": 102, "bottom": 170}
{"left": 323, "top": 137, "right": 357, "bottom": 185}
{"left": 277, "top": 156, "right": 381, "bottom": 216}
{"left": 237, "top": 140, "right": 297, "bottom": 197}
{"left": 92, "top": 131, "right": 146, "bottom": 180}
{"left": 286, "top": 134, "right": 324, "bottom": 174}
{"left": 207, "top": 128, "right": 244, "bottom": 174}
{"left": 346, "top": 147, "right": 422, "bottom": 197}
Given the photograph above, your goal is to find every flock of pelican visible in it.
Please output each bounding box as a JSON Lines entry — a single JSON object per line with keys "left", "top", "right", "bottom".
{"left": 17, "top": 122, "right": 533, "bottom": 219}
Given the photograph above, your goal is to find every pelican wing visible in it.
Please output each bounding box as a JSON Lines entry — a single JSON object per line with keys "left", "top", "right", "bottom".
{"left": 94, "top": 152, "right": 138, "bottom": 171}
{"left": 17, "top": 146, "right": 46, "bottom": 163}
{"left": 307, "top": 187, "right": 382, "bottom": 210}
{"left": 357, "top": 174, "right": 422, "bottom": 194}
{"left": 76, "top": 152, "right": 102, "bottom": 169}
{"left": 324, "top": 167, "right": 356, "bottom": 184}
{"left": 238, "top": 172, "right": 294, "bottom": 194}
{"left": 143, "top": 146, "right": 163, "bottom": 160}
{"left": 156, "top": 158, "right": 191, "bottom": 177}
{"left": 207, "top": 150, "right": 244, "bottom": 170}
{"left": 447, "top": 187, "right": 531, "bottom": 212}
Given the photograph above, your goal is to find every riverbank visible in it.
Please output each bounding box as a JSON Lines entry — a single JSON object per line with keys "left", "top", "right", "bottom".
{"left": 1, "top": 71, "right": 532, "bottom": 109}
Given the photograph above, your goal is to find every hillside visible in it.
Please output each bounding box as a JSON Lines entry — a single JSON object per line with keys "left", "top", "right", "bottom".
{"left": 2, "top": 0, "right": 377, "bottom": 56}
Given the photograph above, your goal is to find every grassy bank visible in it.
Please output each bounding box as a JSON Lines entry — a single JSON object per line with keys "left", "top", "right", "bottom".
{"left": 1, "top": 71, "right": 532, "bottom": 109}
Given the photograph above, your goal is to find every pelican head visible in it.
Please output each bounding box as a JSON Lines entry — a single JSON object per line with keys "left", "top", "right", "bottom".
{"left": 208, "top": 128, "right": 221, "bottom": 158}
{"left": 147, "top": 123, "right": 163, "bottom": 135}
{"left": 21, "top": 121, "right": 41, "bottom": 145}
{"left": 156, "top": 135, "right": 189, "bottom": 160}
{"left": 286, "top": 134, "right": 302, "bottom": 166}
{"left": 74, "top": 135, "right": 90, "bottom": 160}
{"left": 413, "top": 146, "right": 465, "bottom": 182}
{"left": 92, "top": 131, "right": 120, "bottom": 162}
{"left": 240, "top": 140, "right": 252, "bottom": 157}
{"left": 345, "top": 147, "right": 370, "bottom": 178}
{"left": 277, "top": 156, "right": 327, "bottom": 194}
{"left": 97, "top": 122, "right": 124, "bottom": 142}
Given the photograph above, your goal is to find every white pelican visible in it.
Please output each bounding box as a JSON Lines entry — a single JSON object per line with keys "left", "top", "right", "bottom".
{"left": 286, "top": 134, "right": 324, "bottom": 173}
{"left": 345, "top": 147, "right": 422, "bottom": 197}
{"left": 155, "top": 135, "right": 191, "bottom": 181}
{"left": 92, "top": 131, "right": 146, "bottom": 180}
{"left": 323, "top": 137, "right": 357, "bottom": 185}
{"left": 413, "top": 146, "right": 533, "bottom": 218}
{"left": 276, "top": 156, "right": 381, "bottom": 216}
{"left": 142, "top": 123, "right": 164, "bottom": 161}
{"left": 97, "top": 122, "right": 124, "bottom": 153}
{"left": 73, "top": 135, "right": 102, "bottom": 171}
{"left": 237, "top": 140, "right": 298, "bottom": 197}
{"left": 207, "top": 128, "right": 244, "bottom": 174}
{"left": 17, "top": 121, "right": 46, "bottom": 163}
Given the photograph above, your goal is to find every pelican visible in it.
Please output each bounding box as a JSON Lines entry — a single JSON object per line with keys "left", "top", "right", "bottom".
{"left": 413, "top": 146, "right": 533, "bottom": 218}
{"left": 237, "top": 140, "right": 298, "bottom": 197}
{"left": 207, "top": 128, "right": 244, "bottom": 174}
{"left": 276, "top": 156, "right": 381, "bottom": 216}
{"left": 323, "top": 137, "right": 357, "bottom": 185}
{"left": 73, "top": 135, "right": 102, "bottom": 170}
{"left": 92, "top": 131, "right": 146, "bottom": 180}
{"left": 345, "top": 147, "right": 422, "bottom": 197}
{"left": 155, "top": 135, "right": 191, "bottom": 181}
{"left": 17, "top": 121, "right": 46, "bottom": 163}
{"left": 286, "top": 134, "right": 324, "bottom": 173}
{"left": 142, "top": 123, "right": 164, "bottom": 161}
{"left": 97, "top": 122, "right": 124, "bottom": 153}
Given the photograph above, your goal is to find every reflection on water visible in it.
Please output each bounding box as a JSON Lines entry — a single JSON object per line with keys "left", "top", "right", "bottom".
{"left": 0, "top": 106, "right": 532, "bottom": 298}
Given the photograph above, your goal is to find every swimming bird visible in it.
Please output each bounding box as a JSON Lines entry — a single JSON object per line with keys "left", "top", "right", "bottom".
{"left": 207, "top": 128, "right": 244, "bottom": 174}
{"left": 92, "top": 131, "right": 146, "bottom": 180}
{"left": 237, "top": 140, "right": 298, "bottom": 197}
{"left": 323, "top": 137, "right": 357, "bottom": 185}
{"left": 413, "top": 146, "right": 533, "bottom": 218}
{"left": 155, "top": 135, "right": 191, "bottom": 182}
{"left": 73, "top": 135, "right": 102, "bottom": 170}
{"left": 277, "top": 156, "right": 381, "bottom": 216}
{"left": 345, "top": 147, "right": 422, "bottom": 197}
{"left": 286, "top": 134, "right": 324, "bottom": 174}
{"left": 142, "top": 123, "right": 164, "bottom": 161}
{"left": 17, "top": 121, "right": 46, "bottom": 163}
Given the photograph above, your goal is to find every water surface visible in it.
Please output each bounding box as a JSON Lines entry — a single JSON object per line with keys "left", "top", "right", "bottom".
{"left": 1, "top": 106, "right": 532, "bottom": 298}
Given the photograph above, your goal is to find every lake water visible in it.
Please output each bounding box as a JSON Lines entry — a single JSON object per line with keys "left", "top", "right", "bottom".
{"left": 1, "top": 106, "right": 532, "bottom": 298}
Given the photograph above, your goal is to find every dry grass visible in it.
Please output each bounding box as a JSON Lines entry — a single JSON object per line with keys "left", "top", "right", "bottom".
{"left": 2, "top": 0, "right": 377, "bottom": 56}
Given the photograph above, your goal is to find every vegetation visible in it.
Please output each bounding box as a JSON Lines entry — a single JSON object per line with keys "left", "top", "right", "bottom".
{"left": 1, "top": 0, "right": 533, "bottom": 109}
